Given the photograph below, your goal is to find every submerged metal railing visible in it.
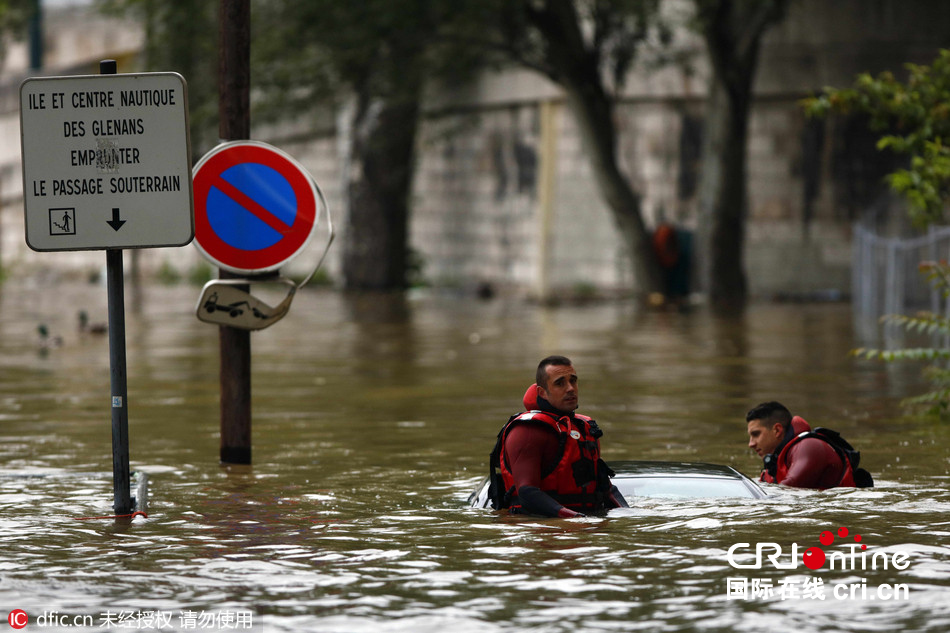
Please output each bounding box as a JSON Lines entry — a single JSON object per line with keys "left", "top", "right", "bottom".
{"left": 852, "top": 223, "right": 950, "bottom": 323}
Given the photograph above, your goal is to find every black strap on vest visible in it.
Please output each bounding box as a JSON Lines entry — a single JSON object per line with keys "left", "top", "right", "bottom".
{"left": 764, "top": 427, "right": 873, "bottom": 488}
{"left": 487, "top": 423, "right": 510, "bottom": 510}
{"left": 808, "top": 427, "right": 873, "bottom": 488}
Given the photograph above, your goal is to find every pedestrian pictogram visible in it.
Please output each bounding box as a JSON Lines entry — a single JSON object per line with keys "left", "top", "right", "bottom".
{"left": 192, "top": 141, "right": 320, "bottom": 275}
{"left": 49, "top": 208, "right": 76, "bottom": 236}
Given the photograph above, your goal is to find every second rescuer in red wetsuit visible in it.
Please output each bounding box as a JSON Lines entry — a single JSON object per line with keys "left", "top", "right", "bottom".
{"left": 497, "top": 355, "right": 627, "bottom": 518}
{"left": 746, "top": 401, "right": 854, "bottom": 489}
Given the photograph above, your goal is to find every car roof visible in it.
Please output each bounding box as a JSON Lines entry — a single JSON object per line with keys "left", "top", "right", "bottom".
{"left": 606, "top": 460, "right": 767, "bottom": 500}
{"left": 467, "top": 460, "right": 767, "bottom": 508}
{"left": 608, "top": 460, "right": 752, "bottom": 479}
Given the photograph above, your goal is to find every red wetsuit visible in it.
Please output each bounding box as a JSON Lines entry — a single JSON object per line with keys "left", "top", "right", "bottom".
{"left": 498, "top": 385, "right": 626, "bottom": 517}
{"left": 503, "top": 422, "right": 583, "bottom": 517}
{"left": 760, "top": 416, "right": 855, "bottom": 489}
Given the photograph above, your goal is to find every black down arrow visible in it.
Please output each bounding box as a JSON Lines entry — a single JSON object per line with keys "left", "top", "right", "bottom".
{"left": 107, "top": 207, "right": 126, "bottom": 231}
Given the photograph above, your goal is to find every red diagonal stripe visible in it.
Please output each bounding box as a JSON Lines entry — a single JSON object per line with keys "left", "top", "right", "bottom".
{"left": 212, "top": 176, "right": 294, "bottom": 233}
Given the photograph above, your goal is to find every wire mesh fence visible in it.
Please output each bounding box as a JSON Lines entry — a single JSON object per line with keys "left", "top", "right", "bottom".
{"left": 853, "top": 223, "right": 950, "bottom": 318}
{"left": 852, "top": 222, "right": 950, "bottom": 345}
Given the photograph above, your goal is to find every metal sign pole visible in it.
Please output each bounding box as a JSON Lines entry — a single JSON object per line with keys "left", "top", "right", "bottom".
{"left": 100, "top": 59, "right": 132, "bottom": 514}
{"left": 20, "top": 58, "right": 191, "bottom": 516}
{"left": 107, "top": 247, "right": 132, "bottom": 514}
{"left": 218, "top": 0, "right": 252, "bottom": 465}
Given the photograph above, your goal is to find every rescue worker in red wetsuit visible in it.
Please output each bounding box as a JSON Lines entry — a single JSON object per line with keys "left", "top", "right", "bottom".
{"left": 492, "top": 355, "right": 627, "bottom": 517}
{"left": 746, "top": 401, "right": 857, "bottom": 489}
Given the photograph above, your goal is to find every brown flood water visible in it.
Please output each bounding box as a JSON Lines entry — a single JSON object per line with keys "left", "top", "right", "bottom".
{"left": 0, "top": 280, "right": 948, "bottom": 632}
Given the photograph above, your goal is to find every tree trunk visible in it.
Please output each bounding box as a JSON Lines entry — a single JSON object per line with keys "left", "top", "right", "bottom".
{"left": 341, "top": 92, "right": 420, "bottom": 290}
{"left": 519, "top": 0, "right": 663, "bottom": 299}
{"left": 700, "top": 70, "right": 752, "bottom": 309}
{"left": 697, "top": 0, "right": 787, "bottom": 310}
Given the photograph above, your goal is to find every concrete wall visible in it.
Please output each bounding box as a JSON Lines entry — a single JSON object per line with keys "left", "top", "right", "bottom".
{"left": 0, "top": 0, "right": 947, "bottom": 300}
{"left": 406, "top": 0, "right": 950, "bottom": 300}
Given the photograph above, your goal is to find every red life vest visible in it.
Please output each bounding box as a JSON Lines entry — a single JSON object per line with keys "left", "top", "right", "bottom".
{"left": 497, "top": 385, "right": 606, "bottom": 513}
{"left": 760, "top": 416, "right": 857, "bottom": 488}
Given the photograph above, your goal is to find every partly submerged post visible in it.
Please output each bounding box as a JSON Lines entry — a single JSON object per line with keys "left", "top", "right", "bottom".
{"left": 101, "top": 58, "right": 132, "bottom": 515}
{"left": 20, "top": 56, "right": 193, "bottom": 517}
{"left": 107, "top": 245, "right": 132, "bottom": 514}
{"left": 218, "top": 0, "right": 252, "bottom": 465}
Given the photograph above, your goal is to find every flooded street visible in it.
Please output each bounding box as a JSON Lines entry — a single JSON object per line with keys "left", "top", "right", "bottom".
{"left": 1, "top": 279, "right": 948, "bottom": 632}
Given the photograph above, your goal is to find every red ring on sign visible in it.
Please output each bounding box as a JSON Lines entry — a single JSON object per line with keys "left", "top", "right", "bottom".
{"left": 193, "top": 141, "right": 318, "bottom": 274}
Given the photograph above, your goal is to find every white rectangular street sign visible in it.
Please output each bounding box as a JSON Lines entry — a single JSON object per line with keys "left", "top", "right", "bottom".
{"left": 20, "top": 72, "right": 194, "bottom": 251}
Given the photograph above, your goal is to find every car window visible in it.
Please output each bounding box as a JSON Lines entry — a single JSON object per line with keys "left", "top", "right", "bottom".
{"left": 616, "top": 476, "right": 756, "bottom": 499}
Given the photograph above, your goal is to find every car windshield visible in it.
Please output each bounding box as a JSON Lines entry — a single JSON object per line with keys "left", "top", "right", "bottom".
{"left": 616, "top": 476, "right": 754, "bottom": 499}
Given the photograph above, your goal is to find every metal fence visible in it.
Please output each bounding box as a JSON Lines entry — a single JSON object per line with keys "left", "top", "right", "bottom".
{"left": 852, "top": 222, "right": 950, "bottom": 322}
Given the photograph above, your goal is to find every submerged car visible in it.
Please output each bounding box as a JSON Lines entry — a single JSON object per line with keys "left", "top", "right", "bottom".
{"left": 468, "top": 460, "right": 767, "bottom": 508}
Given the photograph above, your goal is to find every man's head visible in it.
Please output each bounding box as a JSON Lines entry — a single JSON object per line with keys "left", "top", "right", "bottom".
{"left": 536, "top": 355, "right": 578, "bottom": 413}
{"left": 746, "top": 401, "right": 792, "bottom": 457}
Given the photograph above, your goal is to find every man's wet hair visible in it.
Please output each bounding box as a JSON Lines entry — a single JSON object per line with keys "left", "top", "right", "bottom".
{"left": 746, "top": 401, "right": 792, "bottom": 431}
{"left": 536, "top": 355, "right": 573, "bottom": 389}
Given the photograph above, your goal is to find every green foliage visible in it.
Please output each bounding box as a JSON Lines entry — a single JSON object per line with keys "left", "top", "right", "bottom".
{"left": 187, "top": 261, "right": 215, "bottom": 286}
{"left": 96, "top": 0, "right": 218, "bottom": 158}
{"left": 870, "top": 297, "right": 950, "bottom": 408}
{"left": 282, "top": 267, "right": 333, "bottom": 287}
{"left": 252, "top": 0, "right": 486, "bottom": 123}
{"left": 153, "top": 260, "right": 215, "bottom": 286}
{"left": 155, "top": 260, "right": 182, "bottom": 285}
{"left": 904, "top": 365, "right": 950, "bottom": 413}
{"left": 444, "top": 0, "right": 664, "bottom": 96}
{"left": 0, "top": 0, "right": 30, "bottom": 30}
{"left": 804, "top": 50, "right": 950, "bottom": 415}
{"left": 802, "top": 49, "right": 950, "bottom": 227}
{"left": 852, "top": 262, "right": 950, "bottom": 417}
{"left": 308, "top": 268, "right": 333, "bottom": 287}
{"left": 0, "top": 0, "right": 33, "bottom": 69}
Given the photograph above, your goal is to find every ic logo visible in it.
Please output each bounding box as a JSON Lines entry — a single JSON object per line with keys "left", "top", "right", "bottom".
{"left": 7, "top": 609, "right": 28, "bottom": 630}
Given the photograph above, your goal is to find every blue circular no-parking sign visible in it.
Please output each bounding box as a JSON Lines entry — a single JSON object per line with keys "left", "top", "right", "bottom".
{"left": 193, "top": 141, "right": 320, "bottom": 275}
